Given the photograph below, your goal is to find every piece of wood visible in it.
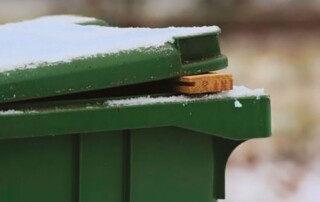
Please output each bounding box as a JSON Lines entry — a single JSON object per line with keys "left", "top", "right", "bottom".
{"left": 175, "top": 73, "right": 233, "bottom": 94}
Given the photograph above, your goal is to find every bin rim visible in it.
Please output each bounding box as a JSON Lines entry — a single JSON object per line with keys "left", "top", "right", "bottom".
{"left": 0, "top": 87, "right": 271, "bottom": 141}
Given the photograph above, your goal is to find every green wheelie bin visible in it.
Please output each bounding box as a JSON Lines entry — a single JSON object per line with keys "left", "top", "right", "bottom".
{"left": 0, "top": 16, "right": 271, "bottom": 202}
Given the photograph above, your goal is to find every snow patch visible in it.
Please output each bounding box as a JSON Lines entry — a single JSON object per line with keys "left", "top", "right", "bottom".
{"left": 105, "top": 86, "right": 266, "bottom": 107}
{"left": 0, "top": 15, "right": 220, "bottom": 72}
{"left": 234, "top": 99, "right": 243, "bottom": 108}
{"left": 0, "top": 110, "right": 24, "bottom": 115}
{"left": 0, "top": 109, "right": 37, "bottom": 115}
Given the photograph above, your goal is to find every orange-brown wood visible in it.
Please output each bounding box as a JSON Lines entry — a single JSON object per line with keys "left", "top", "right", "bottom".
{"left": 175, "top": 73, "right": 233, "bottom": 94}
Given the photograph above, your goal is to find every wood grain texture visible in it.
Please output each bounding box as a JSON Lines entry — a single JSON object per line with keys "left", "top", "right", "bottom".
{"left": 175, "top": 73, "right": 233, "bottom": 94}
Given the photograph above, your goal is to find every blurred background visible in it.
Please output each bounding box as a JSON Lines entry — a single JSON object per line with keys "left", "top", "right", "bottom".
{"left": 0, "top": 0, "right": 319, "bottom": 201}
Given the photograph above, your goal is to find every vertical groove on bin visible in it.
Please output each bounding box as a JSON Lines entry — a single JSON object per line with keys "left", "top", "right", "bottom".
{"left": 123, "top": 130, "right": 131, "bottom": 202}
{"left": 78, "top": 131, "right": 124, "bottom": 201}
{"left": 122, "top": 130, "right": 131, "bottom": 202}
{"left": 73, "top": 134, "right": 81, "bottom": 202}
{"left": 211, "top": 136, "right": 216, "bottom": 200}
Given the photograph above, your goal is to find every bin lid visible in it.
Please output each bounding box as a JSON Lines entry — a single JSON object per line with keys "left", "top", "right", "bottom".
{"left": 0, "top": 16, "right": 227, "bottom": 104}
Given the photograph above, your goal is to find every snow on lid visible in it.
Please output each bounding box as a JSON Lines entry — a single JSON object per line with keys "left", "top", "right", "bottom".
{"left": 0, "top": 15, "right": 220, "bottom": 72}
{"left": 105, "top": 86, "right": 267, "bottom": 107}
{"left": 31, "top": 15, "right": 99, "bottom": 24}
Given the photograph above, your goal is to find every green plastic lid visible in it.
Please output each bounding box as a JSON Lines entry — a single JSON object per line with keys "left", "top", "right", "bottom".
{"left": 0, "top": 16, "right": 227, "bottom": 104}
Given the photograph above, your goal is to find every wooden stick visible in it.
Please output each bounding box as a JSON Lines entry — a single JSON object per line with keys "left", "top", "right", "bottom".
{"left": 175, "top": 73, "right": 233, "bottom": 94}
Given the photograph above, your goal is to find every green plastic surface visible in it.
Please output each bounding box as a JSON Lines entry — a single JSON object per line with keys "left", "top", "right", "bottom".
{"left": 0, "top": 18, "right": 271, "bottom": 202}
{"left": 78, "top": 19, "right": 109, "bottom": 26}
{"left": 0, "top": 128, "right": 238, "bottom": 202}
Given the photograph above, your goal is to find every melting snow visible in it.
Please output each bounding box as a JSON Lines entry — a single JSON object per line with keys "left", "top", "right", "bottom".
{"left": 0, "top": 15, "right": 220, "bottom": 72}
{"left": 234, "top": 100, "right": 243, "bottom": 108}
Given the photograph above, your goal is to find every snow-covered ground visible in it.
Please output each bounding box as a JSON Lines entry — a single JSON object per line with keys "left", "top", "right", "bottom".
{"left": 220, "top": 161, "right": 320, "bottom": 202}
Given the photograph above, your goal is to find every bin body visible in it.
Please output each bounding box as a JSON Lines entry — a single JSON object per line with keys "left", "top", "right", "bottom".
{"left": 0, "top": 16, "right": 271, "bottom": 202}
{"left": 0, "top": 127, "right": 232, "bottom": 202}
{"left": 0, "top": 95, "right": 271, "bottom": 202}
